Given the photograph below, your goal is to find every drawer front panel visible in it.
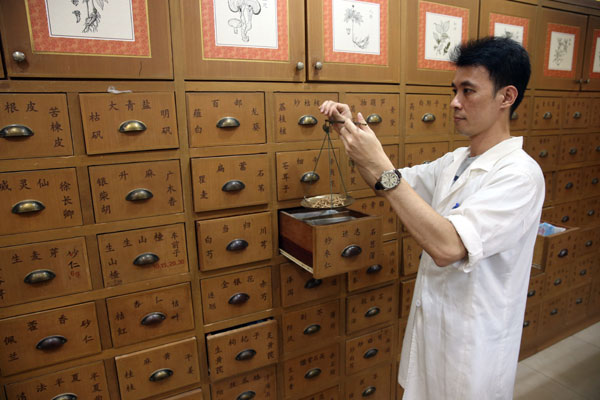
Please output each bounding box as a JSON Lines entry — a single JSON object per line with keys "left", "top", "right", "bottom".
{"left": 299, "top": 386, "right": 340, "bottom": 400}
{"left": 0, "top": 302, "right": 101, "bottom": 375}
{"left": 201, "top": 266, "right": 273, "bottom": 324}
{"left": 578, "top": 198, "right": 600, "bottom": 227}
{"left": 282, "top": 300, "right": 340, "bottom": 354}
{"left": 273, "top": 92, "right": 338, "bottom": 142}
{"left": 345, "top": 325, "right": 393, "bottom": 375}
{"left": 187, "top": 92, "right": 266, "bottom": 147}
{"left": 524, "top": 136, "right": 559, "bottom": 171}
{"left": 106, "top": 283, "right": 195, "bottom": 347}
{"left": 404, "top": 142, "right": 449, "bottom": 167}
{"left": 559, "top": 135, "right": 587, "bottom": 165}
{"left": 196, "top": 212, "right": 273, "bottom": 271}
{"left": 89, "top": 160, "right": 183, "bottom": 223}
{"left": 164, "top": 388, "right": 204, "bottom": 399}
{"left": 572, "top": 254, "right": 594, "bottom": 287}
{"left": 586, "top": 134, "right": 600, "bottom": 163}
{"left": 5, "top": 361, "right": 109, "bottom": 400}
{"left": 280, "top": 262, "right": 341, "bottom": 308}
{"left": 566, "top": 284, "right": 590, "bottom": 325}
{"left": 115, "top": 337, "right": 201, "bottom": 400}
{"left": 574, "top": 227, "right": 600, "bottom": 258}
{"left": 554, "top": 169, "right": 582, "bottom": 202}
{"left": 80, "top": 92, "right": 178, "bottom": 154}
{"left": 345, "top": 93, "right": 401, "bottom": 137}
{"left": 527, "top": 272, "right": 545, "bottom": 305}
{"left": 0, "top": 237, "right": 91, "bottom": 307}
{"left": 562, "top": 98, "right": 590, "bottom": 129}
{"left": 191, "top": 154, "right": 270, "bottom": 212}
{"left": 405, "top": 94, "right": 452, "bottom": 137}
{"left": 344, "top": 363, "right": 391, "bottom": 400}
{"left": 0, "top": 168, "right": 82, "bottom": 235}
{"left": 348, "top": 197, "right": 396, "bottom": 236}
{"left": 346, "top": 285, "right": 395, "bottom": 334}
{"left": 402, "top": 235, "right": 422, "bottom": 276}
{"left": 581, "top": 166, "right": 600, "bottom": 198}
{"left": 206, "top": 319, "right": 278, "bottom": 380}
{"left": 210, "top": 365, "right": 276, "bottom": 400}
{"left": 98, "top": 223, "right": 188, "bottom": 287}
{"left": 510, "top": 96, "right": 531, "bottom": 132}
{"left": 0, "top": 93, "right": 72, "bottom": 159}
{"left": 544, "top": 266, "right": 571, "bottom": 298}
{"left": 539, "top": 296, "right": 567, "bottom": 334}
{"left": 348, "top": 239, "right": 399, "bottom": 292}
{"left": 532, "top": 97, "right": 561, "bottom": 130}
{"left": 521, "top": 303, "right": 540, "bottom": 346}
{"left": 283, "top": 343, "right": 340, "bottom": 398}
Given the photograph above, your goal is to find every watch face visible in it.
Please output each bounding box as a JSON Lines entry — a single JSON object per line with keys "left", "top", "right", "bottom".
{"left": 381, "top": 170, "right": 400, "bottom": 189}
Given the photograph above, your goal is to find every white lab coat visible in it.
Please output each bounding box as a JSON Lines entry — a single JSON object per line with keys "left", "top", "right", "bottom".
{"left": 397, "top": 137, "right": 545, "bottom": 400}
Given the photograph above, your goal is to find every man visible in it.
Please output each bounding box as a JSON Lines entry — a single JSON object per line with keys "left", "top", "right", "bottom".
{"left": 320, "top": 37, "right": 544, "bottom": 399}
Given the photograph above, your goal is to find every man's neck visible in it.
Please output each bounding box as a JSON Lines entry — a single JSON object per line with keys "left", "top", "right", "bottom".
{"left": 469, "top": 116, "right": 511, "bottom": 156}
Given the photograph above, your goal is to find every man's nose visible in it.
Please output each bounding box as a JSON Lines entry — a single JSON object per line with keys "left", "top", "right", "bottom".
{"left": 450, "top": 95, "right": 461, "bottom": 109}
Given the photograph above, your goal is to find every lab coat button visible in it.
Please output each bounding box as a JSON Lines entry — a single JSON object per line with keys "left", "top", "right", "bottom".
{"left": 415, "top": 299, "right": 422, "bottom": 307}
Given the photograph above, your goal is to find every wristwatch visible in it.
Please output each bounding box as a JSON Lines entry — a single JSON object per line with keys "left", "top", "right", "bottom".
{"left": 374, "top": 169, "right": 402, "bottom": 191}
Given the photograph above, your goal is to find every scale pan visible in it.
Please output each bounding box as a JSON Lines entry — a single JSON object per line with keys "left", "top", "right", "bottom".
{"left": 301, "top": 194, "right": 354, "bottom": 209}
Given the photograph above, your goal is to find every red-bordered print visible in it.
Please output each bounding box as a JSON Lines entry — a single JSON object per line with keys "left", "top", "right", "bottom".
{"left": 543, "top": 22, "right": 580, "bottom": 78}
{"left": 489, "top": 13, "right": 529, "bottom": 50}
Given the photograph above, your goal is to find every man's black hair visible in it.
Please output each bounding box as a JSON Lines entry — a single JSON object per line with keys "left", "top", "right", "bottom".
{"left": 450, "top": 36, "right": 531, "bottom": 114}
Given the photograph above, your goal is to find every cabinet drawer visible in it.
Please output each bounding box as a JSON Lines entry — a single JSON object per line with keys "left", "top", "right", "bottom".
{"left": 539, "top": 295, "right": 567, "bottom": 336}
{"left": 0, "top": 168, "right": 82, "bottom": 235}
{"left": 348, "top": 197, "right": 397, "bottom": 236}
{"left": 554, "top": 169, "right": 582, "bottom": 202}
{"left": 187, "top": 92, "right": 266, "bottom": 147}
{"left": 581, "top": 166, "right": 600, "bottom": 198}
{"left": 559, "top": 135, "right": 587, "bottom": 165}
{"left": 404, "top": 142, "right": 449, "bottom": 167}
{"left": 345, "top": 144, "right": 398, "bottom": 192}
{"left": 0, "top": 302, "right": 101, "bottom": 375}
{"left": 562, "top": 98, "right": 590, "bottom": 129}
{"left": 346, "top": 285, "right": 395, "bottom": 334}
{"left": 280, "top": 262, "right": 341, "bottom": 308}
{"left": 524, "top": 136, "right": 559, "bottom": 171}
{"left": 532, "top": 97, "right": 561, "bottom": 130}
{"left": 273, "top": 92, "right": 337, "bottom": 142}
{"left": 402, "top": 236, "right": 422, "bottom": 276}
{"left": 544, "top": 266, "right": 571, "bottom": 298}
{"left": 578, "top": 197, "right": 600, "bottom": 227}
{"left": 550, "top": 202, "right": 579, "bottom": 227}
{"left": 345, "top": 363, "right": 391, "bottom": 400}
{"left": 79, "top": 92, "right": 178, "bottom": 154}
{"left": 572, "top": 254, "right": 594, "bottom": 287}
{"left": 191, "top": 154, "right": 270, "bottom": 212}
{"left": 201, "top": 266, "right": 273, "bottom": 324}
{"left": 279, "top": 208, "right": 382, "bottom": 279}
{"left": 300, "top": 386, "right": 340, "bottom": 400}
{"left": 164, "top": 388, "right": 204, "bottom": 399}
{"left": 5, "top": 361, "right": 109, "bottom": 400}
{"left": 533, "top": 224, "right": 577, "bottom": 271}
{"left": 98, "top": 223, "right": 188, "bottom": 287}
{"left": 115, "top": 337, "right": 201, "bottom": 400}
{"left": 211, "top": 365, "right": 276, "bottom": 400}
{"left": 282, "top": 300, "right": 340, "bottom": 354}
{"left": 106, "top": 283, "right": 195, "bottom": 348}
{"left": 527, "top": 272, "right": 545, "bottom": 305}
{"left": 345, "top": 325, "right": 393, "bottom": 376}
{"left": 348, "top": 239, "right": 399, "bottom": 292}
{"left": 89, "top": 160, "right": 183, "bottom": 223}
{"left": 196, "top": 211, "right": 273, "bottom": 271}
{"left": 0, "top": 93, "right": 72, "bottom": 159}
{"left": 283, "top": 343, "right": 340, "bottom": 398}
{"left": 510, "top": 96, "right": 531, "bottom": 132}
{"left": 345, "top": 93, "right": 401, "bottom": 137}
{"left": 0, "top": 237, "right": 91, "bottom": 307}
{"left": 586, "top": 133, "right": 600, "bottom": 163}
{"left": 399, "top": 279, "right": 415, "bottom": 318}
{"left": 521, "top": 303, "right": 540, "bottom": 347}
{"left": 206, "top": 319, "right": 278, "bottom": 381}
{"left": 566, "top": 284, "right": 590, "bottom": 325}
{"left": 591, "top": 99, "right": 600, "bottom": 129}
{"left": 275, "top": 149, "right": 343, "bottom": 201}
{"left": 405, "top": 94, "right": 452, "bottom": 137}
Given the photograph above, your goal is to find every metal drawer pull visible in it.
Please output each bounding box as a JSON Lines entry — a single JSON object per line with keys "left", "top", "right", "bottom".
{"left": 119, "top": 120, "right": 147, "bottom": 133}
{"left": 315, "top": 61, "right": 324, "bottom": 70}
{"left": 573, "top": 111, "right": 582, "bottom": 119}
{"left": 222, "top": 180, "right": 246, "bottom": 192}
{"left": 558, "top": 249, "right": 568, "bottom": 258}
{"left": 365, "top": 306, "right": 380, "bottom": 318}
{"left": 596, "top": 146, "right": 600, "bottom": 152}
{"left": 237, "top": 391, "right": 256, "bottom": 400}
{"left": 149, "top": 368, "right": 173, "bottom": 382}
{"left": 228, "top": 292, "right": 250, "bottom": 305}
{"left": 538, "top": 150, "right": 548, "bottom": 158}
{"left": 226, "top": 239, "right": 248, "bottom": 252}
{"left": 510, "top": 112, "right": 519, "bottom": 121}
{"left": 580, "top": 269, "right": 587, "bottom": 276}
{"left": 593, "top": 178, "right": 599, "bottom": 185}
{"left": 565, "top": 182, "right": 573, "bottom": 190}
{"left": 543, "top": 112, "right": 552, "bottom": 120}
{"left": 217, "top": 117, "right": 240, "bottom": 128}
{"left": 235, "top": 349, "right": 256, "bottom": 361}
{"left": 52, "top": 394, "right": 78, "bottom": 400}
{"left": 125, "top": 188, "right": 153, "bottom": 201}
{"left": 24, "top": 269, "right": 56, "bottom": 284}
{"left": 12, "top": 51, "right": 26, "bottom": 62}
{"left": 304, "top": 278, "right": 322, "bottom": 289}
{"left": 561, "top": 216, "right": 569, "bottom": 223}
{"left": 141, "top": 312, "right": 166, "bottom": 326}
{"left": 527, "top": 290, "right": 536, "bottom": 297}
{"left": 298, "top": 115, "right": 318, "bottom": 126}
{"left": 366, "top": 264, "right": 382, "bottom": 274}
{"left": 569, "top": 148, "right": 578, "bottom": 155}
{"left": 422, "top": 113, "right": 436, "bottom": 123}
{"left": 362, "top": 386, "right": 377, "bottom": 397}
{"left": 301, "top": 171, "right": 320, "bottom": 184}
{"left": 554, "top": 278, "right": 562, "bottom": 286}
{"left": 133, "top": 252, "right": 159, "bottom": 266}
{"left": 12, "top": 200, "right": 45, "bottom": 214}
{"left": 341, "top": 244, "right": 362, "bottom": 258}
{"left": 363, "top": 348, "right": 378, "bottom": 359}
{"left": 304, "top": 368, "right": 321, "bottom": 379}
{"left": 550, "top": 308, "right": 558, "bottom": 316}
{"left": 303, "top": 324, "right": 321, "bottom": 335}
{"left": 588, "top": 210, "right": 595, "bottom": 216}
{"left": 366, "top": 114, "right": 382, "bottom": 124}
{"left": 576, "top": 298, "right": 583, "bottom": 304}
{"left": 296, "top": 62, "right": 305, "bottom": 71}
{"left": 1, "top": 124, "right": 34, "bottom": 138}
{"left": 523, "top": 320, "right": 530, "bottom": 328}
{"left": 36, "top": 335, "right": 67, "bottom": 350}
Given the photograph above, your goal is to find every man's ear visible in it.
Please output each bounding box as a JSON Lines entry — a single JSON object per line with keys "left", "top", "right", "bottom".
{"left": 500, "top": 85, "right": 518, "bottom": 110}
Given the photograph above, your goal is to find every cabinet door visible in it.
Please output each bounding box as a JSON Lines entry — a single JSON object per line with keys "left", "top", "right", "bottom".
{"left": 534, "top": 8, "right": 587, "bottom": 91}
{"left": 183, "top": 0, "right": 305, "bottom": 81}
{"left": 581, "top": 16, "right": 600, "bottom": 91}
{"left": 0, "top": 0, "right": 172, "bottom": 79}
{"left": 306, "top": 0, "right": 400, "bottom": 83}
{"left": 405, "top": 0, "right": 479, "bottom": 86}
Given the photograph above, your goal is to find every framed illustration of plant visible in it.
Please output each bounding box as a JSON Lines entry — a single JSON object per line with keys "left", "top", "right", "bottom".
{"left": 489, "top": 13, "right": 529, "bottom": 49}
{"left": 543, "top": 23, "right": 580, "bottom": 79}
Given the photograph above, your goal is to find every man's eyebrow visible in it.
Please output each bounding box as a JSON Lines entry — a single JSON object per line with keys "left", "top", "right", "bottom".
{"left": 452, "top": 80, "right": 476, "bottom": 88}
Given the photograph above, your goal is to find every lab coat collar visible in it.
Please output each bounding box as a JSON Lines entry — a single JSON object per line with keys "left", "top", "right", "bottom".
{"left": 466, "top": 136, "right": 524, "bottom": 172}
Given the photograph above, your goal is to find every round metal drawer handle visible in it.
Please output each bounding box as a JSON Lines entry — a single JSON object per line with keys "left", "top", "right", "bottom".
{"left": 222, "top": 180, "right": 246, "bottom": 192}
{"left": 363, "top": 348, "right": 378, "bottom": 359}
{"left": 593, "top": 178, "right": 599, "bottom": 185}
{"left": 543, "top": 112, "right": 552, "bottom": 120}
{"left": 216, "top": 117, "right": 240, "bottom": 128}
{"left": 421, "top": 113, "right": 436, "bottom": 123}
{"left": 52, "top": 394, "right": 78, "bottom": 400}
{"left": 149, "top": 368, "right": 173, "bottom": 382}
{"left": 588, "top": 210, "right": 595, "bottom": 216}
{"left": 301, "top": 171, "right": 320, "bottom": 184}
{"left": 527, "top": 290, "right": 536, "bottom": 297}
{"left": 510, "top": 112, "right": 519, "bottom": 121}
{"left": 133, "top": 252, "right": 159, "bottom": 266}
{"left": 561, "top": 216, "right": 570, "bottom": 223}
{"left": 36, "top": 335, "right": 67, "bottom": 351}
{"left": 298, "top": 115, "right": 318, "bottom": 126}
{"left": 596, "top": 146, "right": 600, "bottom": 152}
{"left": 314, "top": 61, "right": 323, "bottom": 70}
{"left": 364, "top": 306, "right": 380, "bottom": 318}
{"left": 12, "top": 200, "right": 45, "bottom": 214}
{"left": 296, "top": 62, "right": 305, "bottom": 71}
{"left": 575, "top": 298, "right": 583, "bottom": 305}
{"left": 550, "top": 308, "right": 559, "bottom": 316}
{"left": 362, "top": 386, "right": 377, "bottom": 397}
{"left": 304, "top": 278, "right": 322, "bottom": 289}
{"left": 573, "top": 111, "right": 582, "bottom": 119}
{"left": 366, "top": 264, "right": 382, "bottom": 274}
{"left": 24, "top": 269, "right": 56, "bottom": 284}
{"left": 237, "top": 391, "right": 256, "bottom": 400}
{"left": 125, "top": 188, "right": 153, "bottom": 202}
{"left": 304, "top": 367, "right": 321, "bottom": 379}
{"left": 119, "top": 120, "right": 147, "bottom": 133}
{"left": 538, "top": 150, "right": 548, "bottom": 158}
{"left": 141, "top": 312, "right": 166, "bottom": 326}
{"left": 12, "top": 51, "right": 26, "bottom": 62}
{"left": 228, "top": 292, "right": 250, "bottom": 305}
{"left": 558, "top": 249, "right": 568, "bottom": 258}
{"left": 341, "top": 244, "right": 362, "bottom": 258}
{"left": 1, "top": 124, "right": 34, "bottom": 138}
{"left": 579, "top": 269, "right": 587, "bottom": 276}
{"left": 226, "top": 239, "right": 249, "bottom": 252}
{"left": 366, "top": 114, "right": 382, "bottom": 124}
{"left": 565, "top": 182, "right": 573, "bottom": 190}
{"left": 523, "top": 320, "right": 530, "bottom": 328}
{"left": 235, "top": 349, "right": 257, "bottom": 361}
{"left": 303, "top": 324, "right": 321, "bottom": 335}
{"left": 554, "top": 278, "right": 562, "bottom": 286}
{"left": 569, "top": 148, "right": 578, "bottom": 155}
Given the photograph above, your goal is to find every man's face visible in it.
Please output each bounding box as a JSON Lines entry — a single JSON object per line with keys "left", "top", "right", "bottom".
{"left": 451, "top": 65, "right": 504, "bottom": 138}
